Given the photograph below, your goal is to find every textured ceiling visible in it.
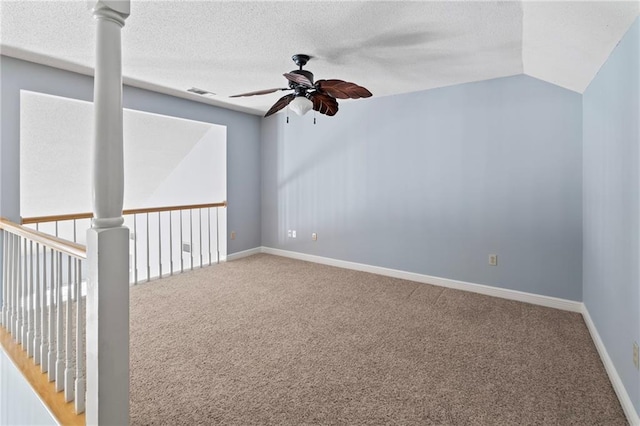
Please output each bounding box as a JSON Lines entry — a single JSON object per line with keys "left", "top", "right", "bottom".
{"left": 1, "top": 1, "right": 638, "bottom": 116}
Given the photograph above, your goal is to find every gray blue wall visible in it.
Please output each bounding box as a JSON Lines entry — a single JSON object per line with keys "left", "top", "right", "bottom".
{"left": 0, "top": 56, "right": 262, "bottom": 255}
{"left": 583, "top": 17, "right": 640, "bottom": 414}
{"left": 261, "top": 74, "right": 583, "bottom": 301}
{"left": 0, "top": 350, "right": 57, "bottom": 425}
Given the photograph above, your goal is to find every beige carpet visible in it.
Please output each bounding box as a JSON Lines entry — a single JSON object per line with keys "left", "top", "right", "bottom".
{"left": 129, "top": 254, "right": 626, "bottom": 425}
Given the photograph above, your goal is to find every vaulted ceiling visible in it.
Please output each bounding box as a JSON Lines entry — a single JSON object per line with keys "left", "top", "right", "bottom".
{"left": 1, "top": 1, "right": 638, "bottom": 116}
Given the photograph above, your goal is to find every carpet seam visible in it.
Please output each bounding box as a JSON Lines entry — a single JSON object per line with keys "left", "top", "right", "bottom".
{"left": 433, "top": 287, "right": 447, "bottom": 305}
{"left": 405, "top": 284, "right": 420, "bottom": 301}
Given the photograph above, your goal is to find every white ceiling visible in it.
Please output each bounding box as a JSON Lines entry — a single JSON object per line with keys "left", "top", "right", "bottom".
{"left": 1, "top": 1, "right": 638, "bottom": 116}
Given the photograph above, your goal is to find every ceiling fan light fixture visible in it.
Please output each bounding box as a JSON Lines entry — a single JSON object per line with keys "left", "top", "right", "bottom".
{"left": 230, "top": 54, "right": 371, "bottom": 118}
{"left": 289, "top": 95, "right": 313, "bottom": 116}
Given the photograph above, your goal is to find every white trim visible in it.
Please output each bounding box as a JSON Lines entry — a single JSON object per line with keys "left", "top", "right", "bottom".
{"left": 226, "top": 247, "right": 262, "bottom": 261}
{"left": 1, "top": 46, "right": 263, "bottom": 117}
{"left": 582, "top": 305, "right": 640, "bottom": 426}
{"left": 260, "top": 247, "right": 582, "bottom": 313}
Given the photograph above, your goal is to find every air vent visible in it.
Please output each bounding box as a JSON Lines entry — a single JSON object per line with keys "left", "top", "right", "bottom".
{"left": 187, "top": 87, "right": 215, "bottom": 97}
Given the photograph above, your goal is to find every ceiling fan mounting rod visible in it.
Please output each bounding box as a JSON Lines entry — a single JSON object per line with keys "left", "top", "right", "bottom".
{"left": 292, "top": 54, "right": 311, "bottom": 69}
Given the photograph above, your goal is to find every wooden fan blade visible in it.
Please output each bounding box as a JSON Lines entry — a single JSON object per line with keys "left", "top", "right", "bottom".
{"left": 283, "top": 73, "right": 313, "bottom": 88}
{"left": 265, "top": 94, "right": 296, "bottom": 117}
{"left": 230, "top": 88, "right": 290, "bottom": 98}
{"left": 315, "top": 79, "right": 372, "bottom": 99}
{"left": 310, "top": 92, "right": 339, "bottom": 116}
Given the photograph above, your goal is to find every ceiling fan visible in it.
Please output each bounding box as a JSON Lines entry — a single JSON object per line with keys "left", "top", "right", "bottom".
{"left": 230, "top": 54, "right": 372, "bottom": 118}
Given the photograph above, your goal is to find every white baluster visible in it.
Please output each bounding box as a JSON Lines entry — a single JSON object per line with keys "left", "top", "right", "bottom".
{"left": 133, "top": 214, "right": 138, "bottom": 284}
{"left": 189, "top": 209, "right": 194, "bottom": 271}
{"left": 27, "top": 240, "right": 34, "bottom": 357}
{"left": 158, "top": 212, "right": 162, "bottom": 277}
{"left": 180, "top": 210, "right": 184, "bottom": 273}
{"left": 3, "top": 232, "right": 10, "bottom": 327}
{"left": 12, "top": 235, "right": 19, "bottom": 336}
{"left": 65, "top": 256, "right": 75, "bottom": 402}
{"left": 13, "top": 235, "right": 17, "bottom": 320}
{"left": 33, "top": 242, "right": 41, "bottom": 365}
{"left": 9, "top": 234, "right": 15, "bottom": 332}
{"left": 146, "top": 213, "right": 150, "bottom": 282}
{"left": 198, "top": 209, "right": 203, "bottom": 268}
{"left": 16, "top": 238, "right": 21, "bottom": 341}
{"left": 75, "top": 259, "right": 85, "bottom": 414}
{"left": 55, "top": 252, "right": 64, "bottom": 391}
{"left": 208, "top": 208, "right": 212, "bottom": 266}
{"left": 6, "top": 234, "right": 11, "bottom": 331}
{"left": 1, "top": 231, "right": 7, "bottom": 327}
{"left": 216, "top": 208, "right": 220, "bottom": 264}
{"left": 21, "top": 239, "right": 28, "bottom": 346}
{"left": 16, "top": 237, "right": 23, "bottom": 344}
{"left": 48, "top": 250, "right": 56, "bottom": 382}
{"left": 41, "top": 247, "right": 49, "bottom": 373}
{"left": 169, "top": 212, "right": 174, "bottom": 276}
{"left": 14, "top": 235, "right": 20, "bottom": 334}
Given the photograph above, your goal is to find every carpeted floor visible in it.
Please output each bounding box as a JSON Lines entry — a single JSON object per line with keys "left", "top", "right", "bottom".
{"left": 129, "top": 254, "right": 626, "bottom": 425}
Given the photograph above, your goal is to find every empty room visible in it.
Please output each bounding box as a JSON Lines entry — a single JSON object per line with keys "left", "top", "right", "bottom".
{"left": 0, "top": 1, "right": 639, "bottom": 425}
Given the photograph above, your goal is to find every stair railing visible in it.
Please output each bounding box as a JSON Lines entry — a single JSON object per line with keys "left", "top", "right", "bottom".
{"left": 1, "top": 217, "right": 87, "bottom": 415}
{"left": 1, "top": 201, "right": 226, "bottom": 422}
{"left": 21, "top": 201, "right": 226, "bottom": 285}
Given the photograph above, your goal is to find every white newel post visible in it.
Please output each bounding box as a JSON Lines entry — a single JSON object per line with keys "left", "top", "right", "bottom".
{"left": 86, "top": 1, "right": 130, "bottom": 425}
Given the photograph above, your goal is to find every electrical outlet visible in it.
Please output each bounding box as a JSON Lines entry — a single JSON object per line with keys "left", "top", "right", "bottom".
{"left": 489, "top": 254, "right": 498, "bottom": 266}
{"left": 182, "top": 242, "right": 191, "bottom": 253}
{"left": 292, "top": 230, "right": 297, "bottom": 238}
{"left": 287, "top": 230, "right": 292, "bottom": 238}
{"left": 312, "top": 232, "right": 317, "bottom": 241}
{"left": 230, "top": 231, "right": 236, "bottom": 240}
{"left": 634, "top": 342, "right": 639, "bottom": 370}
{"left": 130, "top": 232, "right": 136, "bottom": 240}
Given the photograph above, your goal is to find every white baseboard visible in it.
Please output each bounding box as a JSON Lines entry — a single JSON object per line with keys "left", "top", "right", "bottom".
{"left": 226, "top": 247, "right": 262, "bottom": 261}
{"left": 260, "top": 246, "right": 583, "bottom": 313}
{"left": 582, "top": 305, "right": 640, "bottom": 426}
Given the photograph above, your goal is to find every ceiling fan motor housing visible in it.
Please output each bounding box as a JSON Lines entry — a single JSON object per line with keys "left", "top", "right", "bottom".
{"left": 293, "top": 87, "right": 308, "bottom": 97}
{"left": 290, "top": 54, "right": 314, "bottom": 92}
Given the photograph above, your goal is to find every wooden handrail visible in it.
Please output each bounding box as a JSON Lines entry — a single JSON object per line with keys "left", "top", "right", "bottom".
{"left": 123, "top": 201, "right": 227, "bottom": 216}
{"left": 22, "top": 212, "right": 94, "bottom": 224}
{"left": 21, "top": 201, "right": 227, "bottom": 225}
{"left": 0, "top": 217, "right": 87, "bottom": 260}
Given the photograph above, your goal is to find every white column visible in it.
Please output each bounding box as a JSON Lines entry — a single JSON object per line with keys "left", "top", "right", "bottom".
{"left": 86, "top": 1, "right": 130, "bottom": 425}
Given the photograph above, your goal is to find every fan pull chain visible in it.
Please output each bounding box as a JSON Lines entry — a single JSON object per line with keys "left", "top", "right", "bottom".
{"left": 286, "top": 113, "right": 289, "bottom": 124}
{"left": 313, "top": 111, "right": 317, "bottom": 125}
